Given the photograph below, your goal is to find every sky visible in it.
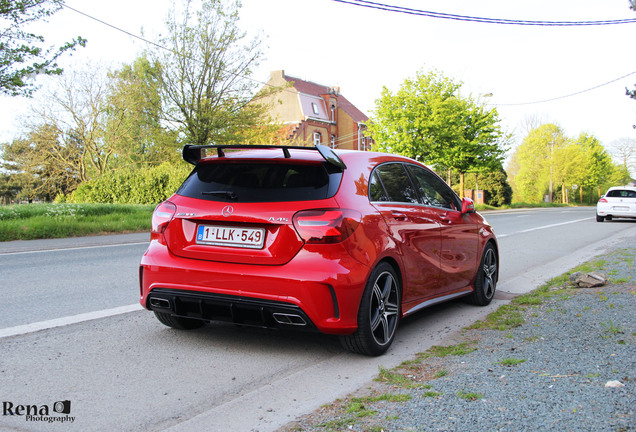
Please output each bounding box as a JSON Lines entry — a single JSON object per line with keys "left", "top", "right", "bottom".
{"left": 1, "top": 0, "right": 635, "bottom": 161}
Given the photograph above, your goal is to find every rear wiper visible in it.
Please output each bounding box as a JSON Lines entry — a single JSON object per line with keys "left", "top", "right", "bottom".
{"left": 202, "top": 191, "right": 238, "bottom": 201}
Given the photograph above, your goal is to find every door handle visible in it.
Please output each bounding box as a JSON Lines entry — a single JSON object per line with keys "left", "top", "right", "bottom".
{"left": 439, "top": 213, "right": 453, "bottom": 224}
{"left": 391, "top": 211, "right": 408, "bottom": 221}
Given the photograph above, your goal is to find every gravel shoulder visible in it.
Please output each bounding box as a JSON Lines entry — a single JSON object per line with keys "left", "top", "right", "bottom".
{"left": 280, "top": 240, "right": 636, "bottom": 432}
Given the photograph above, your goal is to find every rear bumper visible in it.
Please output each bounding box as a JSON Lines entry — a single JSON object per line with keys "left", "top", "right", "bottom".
{"left": 597, "top": 210, "right": 636, "bottom": 218}
{"left": 147, "top": 288, "right": 318, "bottom": 331}
{"left": 597, "top": 204, "right": 636, "bottom": 218}
{"left": 139, "top": 239, "right": 370, "bottom": 334}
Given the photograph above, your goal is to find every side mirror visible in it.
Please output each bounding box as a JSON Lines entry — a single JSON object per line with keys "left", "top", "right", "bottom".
{"left": 461, "top": 197, "right": 475, "bottom": 214}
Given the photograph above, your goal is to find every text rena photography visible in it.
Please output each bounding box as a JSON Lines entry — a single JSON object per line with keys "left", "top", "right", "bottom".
{"left": 3, "top": 400, "right": 75, "bottom": 424}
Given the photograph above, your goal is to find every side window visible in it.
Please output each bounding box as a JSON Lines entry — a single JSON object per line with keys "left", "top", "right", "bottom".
{"left": 407, "top": 165, "right": 461, "bottom": 210}
{"left": 372, "top": 163, "right": 418, "bottom": 204}
{"left": 369, "top": 171, "right": 388, "bottom": 201}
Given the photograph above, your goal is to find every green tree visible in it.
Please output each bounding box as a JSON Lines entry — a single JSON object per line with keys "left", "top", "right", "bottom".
{"left": 31, "top": 63, "right": 156, "bottom": 180}
{"left": 1, "top": 124, "right": 83, "bottom": 200}
{"left": 0, "top": 171, "right": 36, "bottom": 203}
{"left": 106, "top": 55, "right": 179, "bottom": 168}
{"left": 151, "top": 0, "right": 268, "bottom": 146}
{"left": 370, "top": 69, "right": 506, "bottom": 197}
{"left": 458, "top": 168, "right": 512, "bottom": 207}
{"left": 551, "top": 144, "right": 586, "bottom": 203}
{"left": 576, "top": 133, "right": 614, "bottom": 202}
{"left": 0, "top": 0, "right": 86, "bottom": 97}
{"left": 509, "top": 124, "right": 569, "bottom": 203}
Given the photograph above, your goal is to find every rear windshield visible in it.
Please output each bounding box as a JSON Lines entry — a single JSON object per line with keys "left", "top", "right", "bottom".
{"left": 176, "top": 162, "right": 342, "bottom": 203}
{"left": 606, "top": 189, "right": 636, "bottom": 198}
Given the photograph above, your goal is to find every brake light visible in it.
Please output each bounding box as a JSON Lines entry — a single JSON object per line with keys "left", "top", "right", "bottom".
{"left": 293, "top": 209, "right": 361, "bottom": 244}
{"left": 151, "top": 201, "right": 177, "bottom": 233}
{"left": 598, "top": 198, "right": 608, "bottom": 203}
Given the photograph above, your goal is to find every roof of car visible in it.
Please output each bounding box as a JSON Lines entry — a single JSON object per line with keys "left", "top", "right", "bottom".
{"left": 607, "top": 186, "right": 636, "bottom": 191}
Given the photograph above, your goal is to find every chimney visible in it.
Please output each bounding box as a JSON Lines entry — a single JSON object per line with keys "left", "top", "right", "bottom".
{"left": 271, "top": 70, "right": 285, "bottom": 82}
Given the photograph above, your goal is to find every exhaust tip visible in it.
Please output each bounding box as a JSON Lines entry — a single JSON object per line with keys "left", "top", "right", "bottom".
{"left": 273, "top": 313, "right": 307, "bottom": 326}
{"left": 149, "top": 298, "right": 170, "bottom": 309}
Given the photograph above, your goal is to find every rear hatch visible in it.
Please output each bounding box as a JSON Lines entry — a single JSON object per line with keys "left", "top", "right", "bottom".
{"left": 604, "top": 189, "right": 636, "bottom": 214}
{"left": 163, "top": 157, "right": 343, "bottom": 265}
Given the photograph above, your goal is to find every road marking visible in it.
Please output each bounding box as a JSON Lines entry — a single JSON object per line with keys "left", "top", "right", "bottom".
{"left": 0, "top": 241, "right": 149, "bottom": 256}
{"left": 0, "top": 304, "right": 143, "bottom": 339}
{"left": 496, "top": 217, "right": 592, "bottom": 238}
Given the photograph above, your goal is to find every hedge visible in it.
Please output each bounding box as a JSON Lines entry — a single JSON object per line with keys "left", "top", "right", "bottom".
{"left": 66, "top": 162, "right": 192, "bottom": 204}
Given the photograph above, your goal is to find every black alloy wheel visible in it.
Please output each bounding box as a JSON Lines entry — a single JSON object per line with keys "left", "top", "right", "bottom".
{"left": 467, "top": 243, "right": 498, "bottom": 306}
{"left": 341, "top": 262, "right": 400, "bottom": 356}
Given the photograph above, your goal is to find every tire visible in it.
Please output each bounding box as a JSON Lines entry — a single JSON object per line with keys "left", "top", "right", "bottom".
{"left": 154, "top": 311, "right": 205, "bottom": 330}
{"left": 466, "top": 243, "right": 498, "bottom": 306}
{"left": 341, "top": 263, "right": 400, "bottom": 356}
{"left": 596, "top": 214, "right": 604, "bottom": 222}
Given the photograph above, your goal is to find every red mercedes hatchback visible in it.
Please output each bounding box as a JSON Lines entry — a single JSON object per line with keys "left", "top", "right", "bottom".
{"left": 139, "top": 144, "right": 498, "bottom": 356}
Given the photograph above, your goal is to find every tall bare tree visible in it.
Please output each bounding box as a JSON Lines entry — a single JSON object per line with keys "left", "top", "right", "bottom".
{"left": 609, "top": 137, "right": 636, "bottom": 175}
{"left": 151, "top": 0, "right": 267, "bottom": 146}
{"left": 31, "top": 65, "right": 118, "bottom": 179}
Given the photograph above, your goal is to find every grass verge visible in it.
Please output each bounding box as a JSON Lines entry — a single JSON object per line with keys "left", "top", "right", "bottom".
{"left": 281, "top": 248, "right": 635, "bottom": 432}
{"left": 0, "top": 203, "right": 154, "bottom": 241}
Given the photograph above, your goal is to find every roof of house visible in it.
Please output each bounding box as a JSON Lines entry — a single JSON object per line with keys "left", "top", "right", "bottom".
{"left": 283, "top": 74, "right": 369, "bottom": 124}
{"left": 298, "top": 94, "right": 330, "bottom": 122}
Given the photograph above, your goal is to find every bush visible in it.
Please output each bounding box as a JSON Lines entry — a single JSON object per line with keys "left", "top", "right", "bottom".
{"left": 70, "top": 162, "right": 191, "bottom": 204}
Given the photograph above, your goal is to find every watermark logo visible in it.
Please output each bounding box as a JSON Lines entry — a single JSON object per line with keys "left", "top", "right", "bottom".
{"left": 3, "top": 400, "right": 75, "bottom": 423}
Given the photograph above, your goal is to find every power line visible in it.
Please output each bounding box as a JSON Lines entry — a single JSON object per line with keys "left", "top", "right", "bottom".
{"left": 62, "top": 3, "right": 636, "bottom": 113}
{"left": 493, "top": 70, "right": 636, "bottom": 106}
{"left": 331, "top": 0, "right": 636, "bottom": 26}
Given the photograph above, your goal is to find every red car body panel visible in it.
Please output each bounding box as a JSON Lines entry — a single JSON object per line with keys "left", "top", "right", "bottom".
{"left": 139, "top": 149, "right": 497, "bottom": 336}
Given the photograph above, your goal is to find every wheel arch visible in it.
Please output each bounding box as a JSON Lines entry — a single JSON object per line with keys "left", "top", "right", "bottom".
{"left": 471, "top": 238, "right": 499, "bottom": 289}
{"left": 376, "top": 256, "right": 403, "bottom": 295}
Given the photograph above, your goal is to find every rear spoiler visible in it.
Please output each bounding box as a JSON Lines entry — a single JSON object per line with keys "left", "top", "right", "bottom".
{"left": 182, "top": 144, "right": 347, "bottom": 170}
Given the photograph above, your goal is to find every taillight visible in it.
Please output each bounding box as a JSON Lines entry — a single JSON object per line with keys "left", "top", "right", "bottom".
{"left": 293, "top": 209, "right": 361, "bottom": 244}
{"left": 151, "top": 201, "right": 176, "bottom": 233}
{"left": 598, "top": 198, "right": 608, "bottom": 203}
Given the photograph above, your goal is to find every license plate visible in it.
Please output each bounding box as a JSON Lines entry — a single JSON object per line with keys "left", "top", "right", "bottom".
{"left": 612, "top": 206, "right": 629, "bottom": 211}
{"left": 196, "top": 225, "right": 266, "bottom": 249}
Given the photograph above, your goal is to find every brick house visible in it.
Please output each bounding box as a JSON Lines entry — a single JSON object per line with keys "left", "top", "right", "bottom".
{"left": 258, "top": 70, "right": 372, "bottom": 150}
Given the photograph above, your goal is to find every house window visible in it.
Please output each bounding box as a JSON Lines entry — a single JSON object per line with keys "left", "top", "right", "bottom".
{"left": 311, "top": 102, "right": 320, "bottom": 115}
{"left": 330, "top": 105, "right": 336, "bottom": 123}
{"left": 330, "top": 134, "right": 336, "bottom": 149}
{"left": 313, "top": 131, "right": 322, "bottom": 145}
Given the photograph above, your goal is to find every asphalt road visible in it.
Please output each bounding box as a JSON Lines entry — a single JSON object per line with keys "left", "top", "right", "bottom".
{"left": 0, "top": 207, "right": 634, "bottom": 432}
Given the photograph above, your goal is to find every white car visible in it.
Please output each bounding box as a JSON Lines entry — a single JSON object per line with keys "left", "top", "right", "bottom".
{"left": 596, "top": 186, "right": 636, "bottom": 222}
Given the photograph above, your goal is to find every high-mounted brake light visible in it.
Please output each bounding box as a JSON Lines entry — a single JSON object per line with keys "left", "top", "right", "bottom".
{"left": 151, "top": 201, "right": 177, "bottom": 233}
{"left": 293, "top": 209, "right": 361, "bottom": 244}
